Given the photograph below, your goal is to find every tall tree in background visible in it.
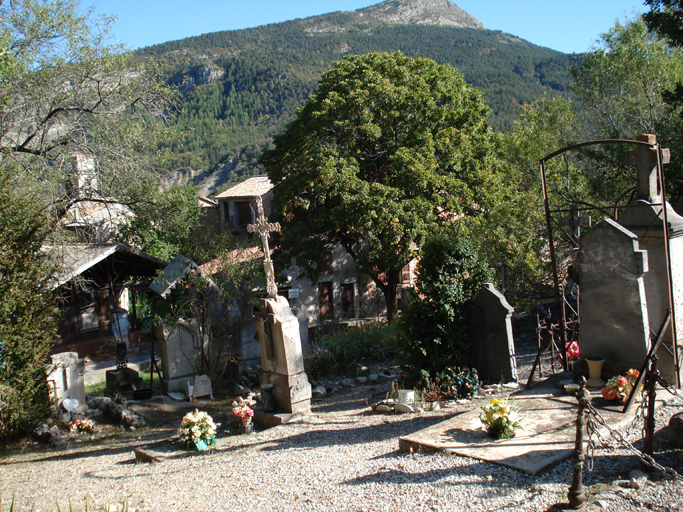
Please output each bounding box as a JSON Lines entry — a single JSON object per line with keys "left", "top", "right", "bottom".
{"left": 572, "top": 17, "right": 683, "bottom": 140}
{"left": 572, "top": 16, "right": 683, "bottom": 202}
{"left": 645, "top": 0, "right": 683, "bottom": 47}
{"left": 0, "top": 0, "right": 176, "bottom": 226}
{"left": 260, "top": 52, "right": 502, "bottom": 322}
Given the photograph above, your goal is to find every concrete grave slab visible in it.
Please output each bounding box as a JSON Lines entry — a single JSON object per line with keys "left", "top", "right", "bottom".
{"left": 399, "top": 378, "right": 641, "bottom": 475}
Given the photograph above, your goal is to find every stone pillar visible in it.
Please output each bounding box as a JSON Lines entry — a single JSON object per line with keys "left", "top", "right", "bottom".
{"left": 255, "top": 295, "right": 311, "bottom": 414}
{"left": 618, "top": 134, "right": 683, "bottom": 383}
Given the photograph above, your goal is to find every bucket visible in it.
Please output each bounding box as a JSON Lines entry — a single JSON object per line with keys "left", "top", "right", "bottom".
{"left": 398, "top": 390, "right": 414, "bottom": 405}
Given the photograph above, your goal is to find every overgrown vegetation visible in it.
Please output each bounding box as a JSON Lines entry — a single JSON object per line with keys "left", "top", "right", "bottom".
{"left": 304, "top": 322, "right": 402, "bottom": 379}
{"left": 0, "top": 175, "right": 57, "bottom": 441}
{"left": 398, "top": 232, "right": 493, "bottom": 388}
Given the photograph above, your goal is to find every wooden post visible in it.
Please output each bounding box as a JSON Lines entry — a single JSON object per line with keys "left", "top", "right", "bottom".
{"left": 568, "top": 377, "right": 590, "bottom": 509}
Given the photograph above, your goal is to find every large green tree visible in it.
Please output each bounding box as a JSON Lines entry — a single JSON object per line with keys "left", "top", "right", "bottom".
{"left": 260, "top": 52, "right": 502, "bottom": 321}
{"left": 0, "top": 0, "right": 175, "bottom": 226}
{"left": 571, "top": 16, "right": 683, "bottom": 202}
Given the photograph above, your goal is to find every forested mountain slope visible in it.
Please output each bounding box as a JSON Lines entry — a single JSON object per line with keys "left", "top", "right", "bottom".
{"left": 138, "top": 0, "right": 578, "bottom": 194}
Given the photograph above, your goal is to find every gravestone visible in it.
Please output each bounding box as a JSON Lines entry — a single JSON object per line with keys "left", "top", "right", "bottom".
{"left": 192, "top": 374, "right": 214, "bottom": 400}
{"left": 249, "top": 197, "right": 312, "bottom": 417}
{"left": 156, "top": 318, "right": 198, "bottom": 396}
{"left": 617, "top": 134, "right": 683, "bottom": 383}
{"left": 46, "top": 352, "right": 85, "bottom": 411}
{"left": 576, "top": 219, "right": 651, "bottom": 374}
{"left": 468, "top": 283, "right": 518, "bottom": 383}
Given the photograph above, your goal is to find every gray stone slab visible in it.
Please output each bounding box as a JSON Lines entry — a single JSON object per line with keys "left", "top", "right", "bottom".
{"left": 399, "top": 382, "right": 639, "bottom": 475}
{"left": 193, "top": 374, "right": 213, "bottom": 399}
{"left": 253, "top": 407, "right": 314, "bottom": 429}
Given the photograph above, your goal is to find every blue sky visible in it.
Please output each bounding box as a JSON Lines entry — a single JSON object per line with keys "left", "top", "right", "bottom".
{"left": 89, "top": 0, "right": 647, "bottom": 54}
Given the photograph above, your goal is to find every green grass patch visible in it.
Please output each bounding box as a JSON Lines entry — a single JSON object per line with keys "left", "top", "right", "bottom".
{"left": 84, "top": 371, "right": 163, "bottom": 396}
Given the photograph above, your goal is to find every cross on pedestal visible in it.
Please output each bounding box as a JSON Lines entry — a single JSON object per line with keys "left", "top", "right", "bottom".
{"left": 559, "top": 203, "right": 591, "bottom": 239}
{"left": 626, "top": 134, "right": 670, "bottom": 203}
{"left": 247, "top": 196, "right": 281, "bottom": 297}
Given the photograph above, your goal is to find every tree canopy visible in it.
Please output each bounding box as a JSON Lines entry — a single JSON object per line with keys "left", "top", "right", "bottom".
{"left": 260, "top": 51, "right": 503, "bottom": 321}
{"left": 0, "top": 0, "right": 176, "bottom": 227}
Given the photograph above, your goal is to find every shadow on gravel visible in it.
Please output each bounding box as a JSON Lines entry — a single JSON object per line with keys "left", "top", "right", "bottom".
{"left": 258, "top": 414, "right": 460, "bottom": 452}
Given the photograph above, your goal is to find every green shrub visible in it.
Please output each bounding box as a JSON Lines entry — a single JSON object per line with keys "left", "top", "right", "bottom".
{"left": 398, "top": 232, "right": 492, "bottom": 387}
{"left": 305, "top": 322, "right": 402, "bottom": 379}
{"left": 0, "top": 176, "right": 57, "bottom": 441}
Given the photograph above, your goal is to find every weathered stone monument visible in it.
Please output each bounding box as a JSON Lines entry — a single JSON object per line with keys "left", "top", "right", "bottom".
{"left": 468, "top": 283, "right": 518, "bottom": 383}
{"left": 617, "top": 134, "right": 683, "bottom": 383}
{"left": 46, "top": 352, "right": 86, "bottom": 411}
{"left": 156, "top": 318, "right": 199, "bottom": 398}
{"left": 249, "top": 197, "right": 312, "bottom": 420}
{"left": 577, "top": 219, "right": 651, "bottom": 375}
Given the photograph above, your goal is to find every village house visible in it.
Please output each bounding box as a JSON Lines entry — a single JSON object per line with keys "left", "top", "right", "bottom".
{"left": 49, "top": 243, "right": 168, "bottom": 360}
{"left": 211, "top": 176, "right": 420, "bottom": 329}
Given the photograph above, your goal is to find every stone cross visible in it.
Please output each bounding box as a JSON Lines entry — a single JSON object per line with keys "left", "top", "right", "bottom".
{"left": 626, "top": 134, "right": 670, "bottom": 203}
{"left": 559, "top": 203, "right": 591, "bottom": 239}
{"left": 247, "top": 196, "right": 281, "bottom": 297}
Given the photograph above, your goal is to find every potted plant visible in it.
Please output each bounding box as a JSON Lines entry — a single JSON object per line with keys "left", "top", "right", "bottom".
{"left": 232, "top": 396, "right": 257, "bottom": 434}
{"left": 179, "top": 409, "right": 217, "bottom": 451}
{"left": 479, "top": 398, "right": 522, "bottom": 440}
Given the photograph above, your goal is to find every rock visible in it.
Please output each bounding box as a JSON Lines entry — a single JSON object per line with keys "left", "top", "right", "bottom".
{"left": 33, "top": 424, "right": 53, "bottom": 444}
{"left": 54, "top": 411, "right": 71, "bottom": 423}
{"left": 356, "top": 376, "right": 368, "bottom": 385}
{"left": 628, "top": 469, "right": 649, "bottom": 489}
{"left": 103, "top": 401, "right": 146, "bottom": 428}
{"left": 413, "top": 404, "right": 424, "bottom": 413}
{"left": 375, "top": 373, "right": 397, "bottom": 383}
{"left": 368, "top": 374, "right": 378, "bottom": 383}
{"left": 86, "top": 395, "right": 111, "bottom": 410}
{"left": 134, "top": 449, "right": 161, "bottom": 463}
{"left": 376, "top": 405, "right": 392, "bottom": 413}
{"left": 669, "top": 412, "right": 683, "bottom": 448}
{"left": 502, "top": 382, "right": 520, "bottom": 389}
{"left": 395, "top": 403, "right": 414, "bottom": 414}
{"left": 340, "top": 378, "right": 355, "bottom": 388}
{"left": 312, "top": 385, "right": 327, "bottom": 397}
{"left": 234, "top": 383, "right": 248, "bottom": 397}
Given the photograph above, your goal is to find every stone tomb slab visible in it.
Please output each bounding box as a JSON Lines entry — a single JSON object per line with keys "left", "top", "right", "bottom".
{"left": 399, "top": 381, "right": 639, "bottom": 475}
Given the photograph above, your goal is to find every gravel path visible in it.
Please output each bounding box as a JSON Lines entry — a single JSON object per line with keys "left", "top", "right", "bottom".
{"left": 2, "top": 336, "right": 683, "bottom": 511}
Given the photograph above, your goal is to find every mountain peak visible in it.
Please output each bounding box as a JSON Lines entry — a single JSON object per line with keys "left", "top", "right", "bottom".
{"left": 360, "top": 0, "right": 485, "bottom": 30}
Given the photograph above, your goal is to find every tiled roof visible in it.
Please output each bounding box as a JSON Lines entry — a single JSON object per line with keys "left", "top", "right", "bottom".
{"left": 214, "top": 176, "right": 273, "bottom": 199}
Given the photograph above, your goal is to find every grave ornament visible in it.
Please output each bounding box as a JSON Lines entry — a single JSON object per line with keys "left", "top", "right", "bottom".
{"left": 247, "top": 196, "right": 281, "bottom": 297}
{"left": 248, "top": 201, "right": 312, "bottom": 419}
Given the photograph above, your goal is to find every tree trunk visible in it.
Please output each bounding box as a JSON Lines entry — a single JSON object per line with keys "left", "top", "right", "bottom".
{"left": 380, "top": 269, "right": 401, "bottom": 323}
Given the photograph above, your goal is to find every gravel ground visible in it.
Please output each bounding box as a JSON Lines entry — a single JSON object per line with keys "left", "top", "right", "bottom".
{"left": 2, "top": 335, "right": 683, "bottom": 511}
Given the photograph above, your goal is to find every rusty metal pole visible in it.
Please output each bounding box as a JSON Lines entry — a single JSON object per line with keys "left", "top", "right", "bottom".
{"left": 540, "top": 160, "right": 568, "bottom": 371}
{"left": 656, "top": 147, "right": 681, "bottom": 389}
{"left": 643, "top": 356, "right": 659, "bottom": 470}
{"left": 568, "top": 377, "right": 590, "bottom": 509}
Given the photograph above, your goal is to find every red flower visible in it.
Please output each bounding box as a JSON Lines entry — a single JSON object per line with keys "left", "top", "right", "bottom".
{"left": 601, "top": 387, "right": 618, "bottom": 400}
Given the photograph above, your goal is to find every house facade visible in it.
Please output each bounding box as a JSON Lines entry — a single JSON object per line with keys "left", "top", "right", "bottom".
{"left": 212, "top": 177, "right": 399, "bottom": 328}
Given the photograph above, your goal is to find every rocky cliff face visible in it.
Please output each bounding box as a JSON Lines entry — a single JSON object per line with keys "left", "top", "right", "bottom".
{"left": 360, "top": 0, "right": 484, "bottom": 29}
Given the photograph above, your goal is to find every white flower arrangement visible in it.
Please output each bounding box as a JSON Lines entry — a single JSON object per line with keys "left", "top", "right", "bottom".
{"left": 479, "top": 398, "right": 522, "bottom": 440}
{"left": 179, "top": 409, "right": 217, "bottom": 450}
